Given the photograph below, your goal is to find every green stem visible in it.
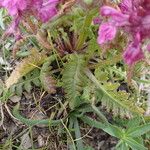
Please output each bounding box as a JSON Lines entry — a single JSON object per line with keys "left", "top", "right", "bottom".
{"left": 91, "top": 105, "right": 108, "bottom": 124}
{"left": 12, "top": 104, "right": 63, "bottom": 127}
{"left": 74, "top": 118, "right": 84, "bottom": 150}
{"left": 79, "top": 115, "right": 105, "bottom": 129}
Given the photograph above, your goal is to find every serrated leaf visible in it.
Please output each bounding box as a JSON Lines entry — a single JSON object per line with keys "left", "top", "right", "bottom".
{"left": 40, "top": 56, "right": 56, "bottom": 94}
{"left": 81, "top": 86, "right": 91, "bottom": 102}
{"left": 85, "top": 69, "right": 144, "bottom": 118}
{"left": 96, "top": 87, "right": 144, "bottom": 118}
{"left": 32, "top": 78, "right": 41, "bottom": 86}
{"left": 10, "top": 69, "right": 41, "bottom": 96}
{"left": 24, "top": 81, "right": 32, "bottom": 93}
{"left": 16, "top": 83, "right": 23, "bottom": 96}
{"left": 62, "top": 54, "right": 89, "bottom": 109}
{"left": 104, "top": 82, "right": 120, "bottom": 91}
{"left": 5, "top": 48, "right": 47, "bottom": 88}
{"left": 86, "top": 38, "right": 101, "bottom": 59}
{"left": 94, "top": 69, "right": 109, "bottom": 82}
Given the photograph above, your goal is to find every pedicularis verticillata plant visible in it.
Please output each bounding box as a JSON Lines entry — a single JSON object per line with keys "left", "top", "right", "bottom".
{"left": 1, "top": 0, "right": 150, "bottom": 149}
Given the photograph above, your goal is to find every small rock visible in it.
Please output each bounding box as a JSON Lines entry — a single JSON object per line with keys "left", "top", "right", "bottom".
{"left": 20, "top": 132, "right": 32, "bottom": 149}
{"left": 38, "top": 135, "right": 45, "bottom": 147}
{"left": 10, "top": 95, "right": 21, "bottom": 103}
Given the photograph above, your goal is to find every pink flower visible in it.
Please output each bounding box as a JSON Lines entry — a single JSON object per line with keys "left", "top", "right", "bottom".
{"left": 123, "top": 33, "right": 144, "bottom": 65}
{"left": 0, "top": 0, "right": 60, "bottom": 37}
{"left": 37, "top": 0, "right": 59, "bottom": 22}
{"left": 97, "top": 23, "right": 117, "bottom": 44}
{"left": 1, "top": 0, "right": 27, "bottom": 16}
{"left": 1, "top": 0, "right": 60, "bottom": 21}
{"left": 97, "top": 0, "right": 150, "bottom": 65}
{"left": 123, "top": 43, "right": 144, "bottom": 65}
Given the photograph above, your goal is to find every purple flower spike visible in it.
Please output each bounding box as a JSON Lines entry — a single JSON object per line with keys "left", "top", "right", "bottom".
{"left": 2, "top": 0, "right": 27, "bottom": 16}
{"left": 0, "top": 0, "right": 60, "bottom": 22}
{"left": 97, "top": 0, "right": 150, "bottom": 65}
{"left": 119, "top": 0, "right": 132, "bottom": 13}
{"left": 0, "top": 0, "right": 61, "bottom": 37}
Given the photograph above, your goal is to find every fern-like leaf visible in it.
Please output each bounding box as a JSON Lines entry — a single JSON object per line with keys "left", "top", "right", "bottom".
{"left": 85, "top": 69, "right": 144, "bottom": 118}
{"left": 62, "top": 54, "right": 89, "bottom": 109}
{"left": 10, "top": 69, "right": 41, "bottom": 96}
{"left": 40, "top": 56, "right": 56, "bottom": 94}
{"left": 5, "top": 49, "right": 47, "bottom": 88}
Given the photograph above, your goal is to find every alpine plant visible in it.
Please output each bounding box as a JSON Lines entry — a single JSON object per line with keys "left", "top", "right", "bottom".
{"left": 97, "top": 0, "right": 150, "bottom": 65}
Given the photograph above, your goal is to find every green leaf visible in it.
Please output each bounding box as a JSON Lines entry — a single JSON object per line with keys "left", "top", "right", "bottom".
{"left": 62, "top": 54, "right": 89, "bottom": 109}
{"left": 10, "top": 69, "right": 41, "bottom": 96}
{"left": 16, "top": 83, "right": 23, "bottom": 96}
{"left": 102, "top": 124, "right": 123, "bottom": 138}
{"left": 81, "top": 86, "right": 92, "bottom": 102}
{"left": 40, "top": 56, "right": 56, "bottom": 94}
{"left": 80, "top": 115, "right": 122, "bottom": 138}
{"left": 116, "top": 140, "right": 129, "bottom": 150}
{"left": 85, "top": 69, "right": 144, "bottom": 117}
{"left": 5, "top": 49, "right": 46, "bottom": 89}
{"left": 124, "top": 137, "right": 148, "bottom": 150}
{"left": 32, "top": 78, "right": 41, "bottom": 87}
{"left": 12, "top": 104, "right": 62, "bottom": 126}
{"left": 79, "top": 115, "right": 105, "bottom": 129}
{"left": 86, "top": 38, "right": 101, "bottom": 60}
{"left": 68, "top": 117, "right": 76, "bottom": 150}
{"left": 126, "top": 123, "right": 150, "bottom": 137}
{"left": 94, "top": 69, "right": 109, "bottom": 83}
{"left": 74, "top": 118, "right": 84, "bottom": 150}
{"left": 24, "top": 81, "right": 32, "bottom": 93}
{"left": 91, "top": 105, "right": 108, "bottom": 124}
{"left": 126, "top": 117, "right": 141, "bottom": 128}
{"left": 75, "top": 8, "right": 98, "bottom": 50}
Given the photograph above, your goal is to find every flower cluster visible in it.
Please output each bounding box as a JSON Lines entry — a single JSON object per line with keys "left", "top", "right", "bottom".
{"left": 97, "top": 0, "right": 150, "bottom": 65}
{"left": 0, "top": 0, "right": 60, "bottom": 37}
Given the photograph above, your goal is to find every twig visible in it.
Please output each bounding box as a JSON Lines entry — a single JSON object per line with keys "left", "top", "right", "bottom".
{"left": 0, "top": 102, "right": 4, "bottom": 127}
{"left": 4, "top": 103, "right": 19, "bottom": 121}
{"left": 145, "top": 89, "right": 150, "bottom": 116}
